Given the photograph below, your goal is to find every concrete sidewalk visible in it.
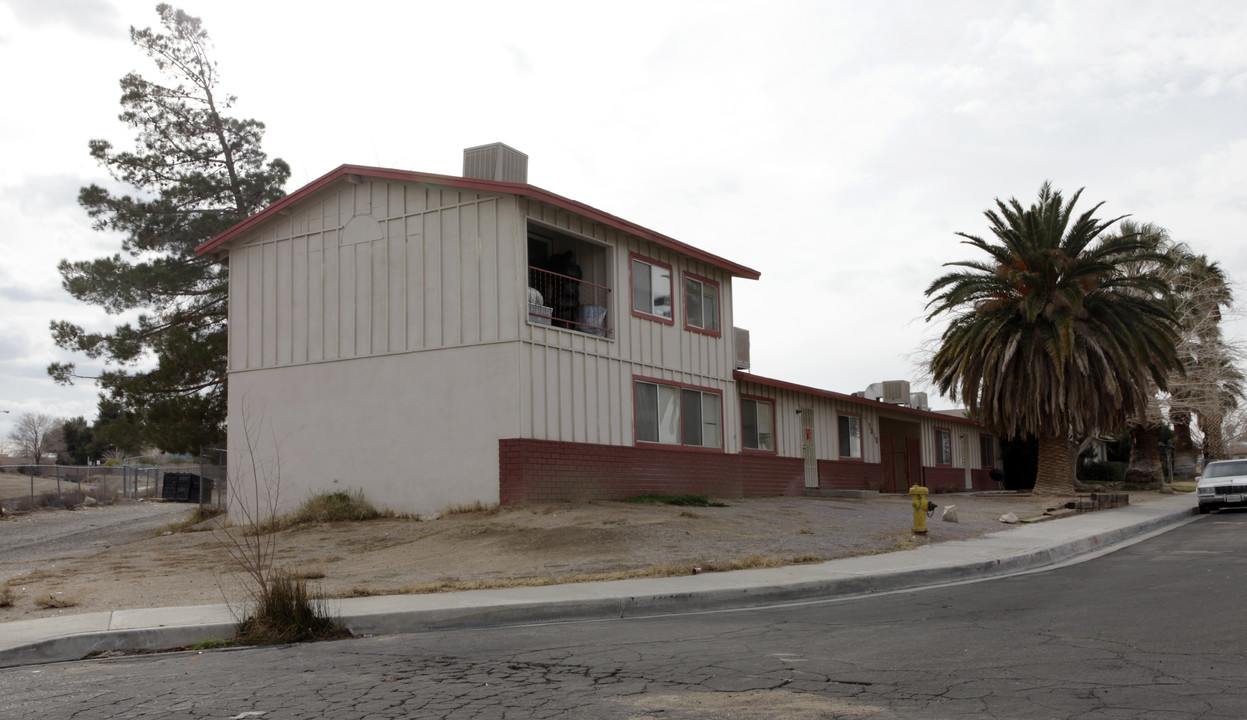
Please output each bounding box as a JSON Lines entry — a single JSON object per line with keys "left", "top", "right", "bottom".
{"left": 0, "top": 493, "right": 1198, "bottom": 668}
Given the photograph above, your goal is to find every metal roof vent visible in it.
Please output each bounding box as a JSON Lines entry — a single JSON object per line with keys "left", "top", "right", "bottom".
{"left": 463, "top": 143, "right": 528, "bottom": 184}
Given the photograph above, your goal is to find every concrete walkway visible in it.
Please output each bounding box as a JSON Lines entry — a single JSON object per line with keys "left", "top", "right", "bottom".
{"left": 0, "top": 494, "right": 1198, "bottom": 668}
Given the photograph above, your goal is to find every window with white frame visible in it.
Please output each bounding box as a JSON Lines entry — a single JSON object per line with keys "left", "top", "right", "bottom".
{"left": 979, "top": 434, "right": 994, "bottom": 468}
{"left": 631, "top": 257, "right": 672, "bottom": 321}
{"left": 838, "top": 414, "right": 862, "bottom": 459}
{"left": 684, "top": 275, "right": 720, "bottom": 333}
{"left": 935, "top": 428, "right": 952, "bottom": 465}
{"left": 635, "top": 380, "right": 721, "bottom": 448}
{"left": 741, "top": 398, "right": 775, "bottom": 451}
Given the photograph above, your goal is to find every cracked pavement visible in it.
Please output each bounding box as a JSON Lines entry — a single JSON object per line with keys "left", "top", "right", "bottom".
{"left": 1, "top": 512, "right": 1241, "bottom": 719}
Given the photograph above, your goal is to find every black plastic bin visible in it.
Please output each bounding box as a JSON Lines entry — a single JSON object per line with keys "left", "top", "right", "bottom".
{"left": 161, "top": 472, "right": 213, "bottom": 503}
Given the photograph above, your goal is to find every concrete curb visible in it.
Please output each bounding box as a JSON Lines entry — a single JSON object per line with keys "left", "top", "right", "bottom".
{"left": 0, "top": 495, "right": 1197, "bottom": 668}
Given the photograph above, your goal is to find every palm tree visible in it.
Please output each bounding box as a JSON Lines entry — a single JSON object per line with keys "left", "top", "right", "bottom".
{"left": 925, "top": 183, "right": 1182, "bottom": 495}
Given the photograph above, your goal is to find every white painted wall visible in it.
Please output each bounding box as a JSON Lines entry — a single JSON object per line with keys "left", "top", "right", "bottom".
{"left": 227, "top": 342, "right": 520, "bottom": 516}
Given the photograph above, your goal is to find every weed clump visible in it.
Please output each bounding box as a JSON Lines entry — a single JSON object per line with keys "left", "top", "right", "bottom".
{"left": 0, "top": 586, "right": 14, "bottom": 608}
{"left": 256, "top": 490, "right": 386, "bottom": 532}
{"left": 235, "top": 570, "right": 346, "bottom": 645}
{"left": 621, "top": 494, "right": 728, "bottom": 507}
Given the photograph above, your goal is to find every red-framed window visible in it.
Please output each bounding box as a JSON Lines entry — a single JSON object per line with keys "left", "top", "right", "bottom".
{"left": 634, "top": 376, "right": 722, "bottom": 449}
{"left": 837, "top": 413, "right": 863, "bottom": 460}
{"left": 741, "top": 395, "right": 776, "bottom": 453}
{"left": 979, "top": 433, "right": 994, "bottom": 468}
{"left": 630, "top": 254, "right": 674, "bottom": 324}
{"left": 935, "top": 427, "right": 953, "bottom": 466}
{"left": 683, "top": 272, "right": 721, "bottom": 336}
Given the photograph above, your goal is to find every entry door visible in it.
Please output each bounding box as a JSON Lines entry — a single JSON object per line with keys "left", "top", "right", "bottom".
{"left": 800, "top": 408, "right": 818, "bottom": 489}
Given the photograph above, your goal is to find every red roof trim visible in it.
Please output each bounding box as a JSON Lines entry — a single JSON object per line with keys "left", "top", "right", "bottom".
{"left": 733, "top": 371, "right": 982, "bottom": 426}
{"left": 195, "top": 164, "right": 761, "bottom": 280}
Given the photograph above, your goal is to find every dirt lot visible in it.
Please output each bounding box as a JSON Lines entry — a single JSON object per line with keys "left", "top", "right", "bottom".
{"left": 0, "top": 491, "right": 1170, "bottom": 623}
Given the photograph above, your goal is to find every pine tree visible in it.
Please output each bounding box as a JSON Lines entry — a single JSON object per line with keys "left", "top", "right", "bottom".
{"left": 50, "top": 5, "right": 289, "bottom": 453}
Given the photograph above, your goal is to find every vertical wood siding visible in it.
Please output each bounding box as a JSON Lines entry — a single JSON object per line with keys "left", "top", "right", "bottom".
{"left": 516, "top": 199, "right": 741, "bottom": 452}
{"left": 228, "top": 180, "right": 514, "bottom": 369}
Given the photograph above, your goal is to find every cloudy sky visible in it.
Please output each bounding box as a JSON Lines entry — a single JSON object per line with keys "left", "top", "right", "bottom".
{"left": 2, "top": 0, "right": 1246, "bottom": 444}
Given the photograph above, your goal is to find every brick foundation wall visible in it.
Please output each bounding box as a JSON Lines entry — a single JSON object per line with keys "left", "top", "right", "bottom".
{"left": 498, "top": 439, "right": 995, "bottom": 504}
{"left": 818, "top": 459, "right": 886, "bottom": 491}
{"left": 501, "top": 439, "right": 815, "bottom": 505}
{"left": 922, "top": 466, "right": 966, "bottom": 493}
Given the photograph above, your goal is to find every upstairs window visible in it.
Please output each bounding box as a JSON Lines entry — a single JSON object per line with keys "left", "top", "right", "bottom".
{"left": 631, "top": 256, "right": 673, "bottom": 323}
{"left": 684, "top": 274, "right": 720, "bottom": 334}
{"left": 635, "top": 379, "right": 721, "bottom": 448}
{"left": 838, "top": 414, "right": 862, "bottom": 459}
{"left": 741, "top": 397, "right": 775, "bottom": 452}
{"left": 935, "top": 428, "right": 952, "bottom": 466}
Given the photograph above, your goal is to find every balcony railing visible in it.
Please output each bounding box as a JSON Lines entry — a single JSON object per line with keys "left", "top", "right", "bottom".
{"left": 528, "top": 266, "right": 611, "bottom": 336}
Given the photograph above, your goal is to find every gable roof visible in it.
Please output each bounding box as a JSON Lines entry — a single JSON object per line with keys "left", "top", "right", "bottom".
{"left": 195, "top": 164, "right": 761, "bottom": 280}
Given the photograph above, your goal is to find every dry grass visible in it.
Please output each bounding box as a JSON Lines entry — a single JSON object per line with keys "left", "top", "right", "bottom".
{"left": 0, "top": 586, "right": 14, "bottom": 608}
{"left": 33, "top": 590, "right": 78, "bottom": 609}
{"left": 440, "top": 500, "right": 500, "bottom": 517}
{"left": 253, "top": 490, "right": 389, "bottom": 533}
{"left": 164, "top": 506, "right": 226, "bottom": 533}
{"left": 288, "top": 564, "right": 327, "bottom": 580}
{"left": 339, "top": 553, "right": 827, "bottom": 599}
{"left": 796, "top": 527, "right": 815, "bottom": 535}
{"left": 678, "top": 510, "right": 703, "bottom": 518}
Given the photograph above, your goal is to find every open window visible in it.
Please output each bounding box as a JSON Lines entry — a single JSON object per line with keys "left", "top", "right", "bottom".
{"left": 527, "top": 222, "right": 611, "bottom": 336}
{"left": 684, "top": 272, "right": 720, "bottom": 335}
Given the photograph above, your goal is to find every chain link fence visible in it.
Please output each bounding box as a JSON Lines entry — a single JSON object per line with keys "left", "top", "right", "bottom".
{"left": 0, "top": 463, "right": 227, "bottom": 513}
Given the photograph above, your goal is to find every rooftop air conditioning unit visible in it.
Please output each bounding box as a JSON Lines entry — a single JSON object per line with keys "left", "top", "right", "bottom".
{"left": 463, "top": 142, "right": 528, "bottom": 184}
{"left": 909, "top": 392, "right": 929, "bottom": 411}
{"left": 733, "top": 327, "right": 751, "bottom": 370}
{"left": 864, "top": 380, "right": 911, "bottom": 404}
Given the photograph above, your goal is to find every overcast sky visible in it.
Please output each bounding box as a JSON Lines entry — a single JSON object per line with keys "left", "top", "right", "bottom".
{"left": 2, "top": 0, "right": 1246, "bottom": 445}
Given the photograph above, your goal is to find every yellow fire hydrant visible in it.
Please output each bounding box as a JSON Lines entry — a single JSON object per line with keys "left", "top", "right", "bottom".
{"left": 910, "top": 484, "right": 935, "bottom": 535}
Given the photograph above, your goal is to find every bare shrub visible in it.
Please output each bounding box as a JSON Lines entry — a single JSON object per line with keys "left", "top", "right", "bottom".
{"left": 0, "top": 586, "right": 15, "bottom": 608}
{"left": 214, "top": 407, "right": 344, "bottom": 644}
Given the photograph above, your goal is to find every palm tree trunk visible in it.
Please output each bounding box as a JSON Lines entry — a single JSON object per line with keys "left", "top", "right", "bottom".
{"left": 1169, "top": 408, "right": 1198, "bottom": 476}
{"left": 1202, "top": 411, "right": 1226, "bottom": 461}
{"left": 1124, "top": 421, "right": 1163, "bottom": 486}
{"left": 1032, "top": 434, "right": 1074, "bottom": 496}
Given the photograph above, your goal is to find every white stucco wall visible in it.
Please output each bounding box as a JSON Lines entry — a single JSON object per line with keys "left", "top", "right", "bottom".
{"left": 227, "top": 342, "right": 521, "bottom": 517}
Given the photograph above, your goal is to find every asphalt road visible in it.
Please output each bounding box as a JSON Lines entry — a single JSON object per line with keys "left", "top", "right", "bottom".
{"left": 0, "top": 511, "right": 1241, "bottom": 719}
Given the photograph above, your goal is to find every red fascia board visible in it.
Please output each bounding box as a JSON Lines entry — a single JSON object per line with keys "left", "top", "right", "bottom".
{"left": 195, "top": 164, "right": 761, "bottom": 280}
{"left": 733, "top": 371, "right": 983, "bottom": 426}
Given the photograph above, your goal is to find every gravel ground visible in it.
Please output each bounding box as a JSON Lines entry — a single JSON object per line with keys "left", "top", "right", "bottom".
{"left": 0, "top": 491, "right": 1171, "bottom": 622}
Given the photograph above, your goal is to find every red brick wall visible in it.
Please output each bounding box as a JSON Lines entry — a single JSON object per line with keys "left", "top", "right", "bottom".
{"left": 499, "top": 439, "right": 975, "bottom": 505}
{"left": 501, "top": 439, "right": 813, "bottom": 505}
{"left": 818, "top": 459, "right": 885, "bottom": 491}
{"left": 922, "top": 467, "right": 965, "bottom": 493}
{"left": 499, "top": 439, "right": 742, "bottom": 505}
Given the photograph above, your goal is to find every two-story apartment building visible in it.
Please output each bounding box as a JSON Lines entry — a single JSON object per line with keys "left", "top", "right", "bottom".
{"left": 197, "top": 144, "right": 997, "bottom": 516}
